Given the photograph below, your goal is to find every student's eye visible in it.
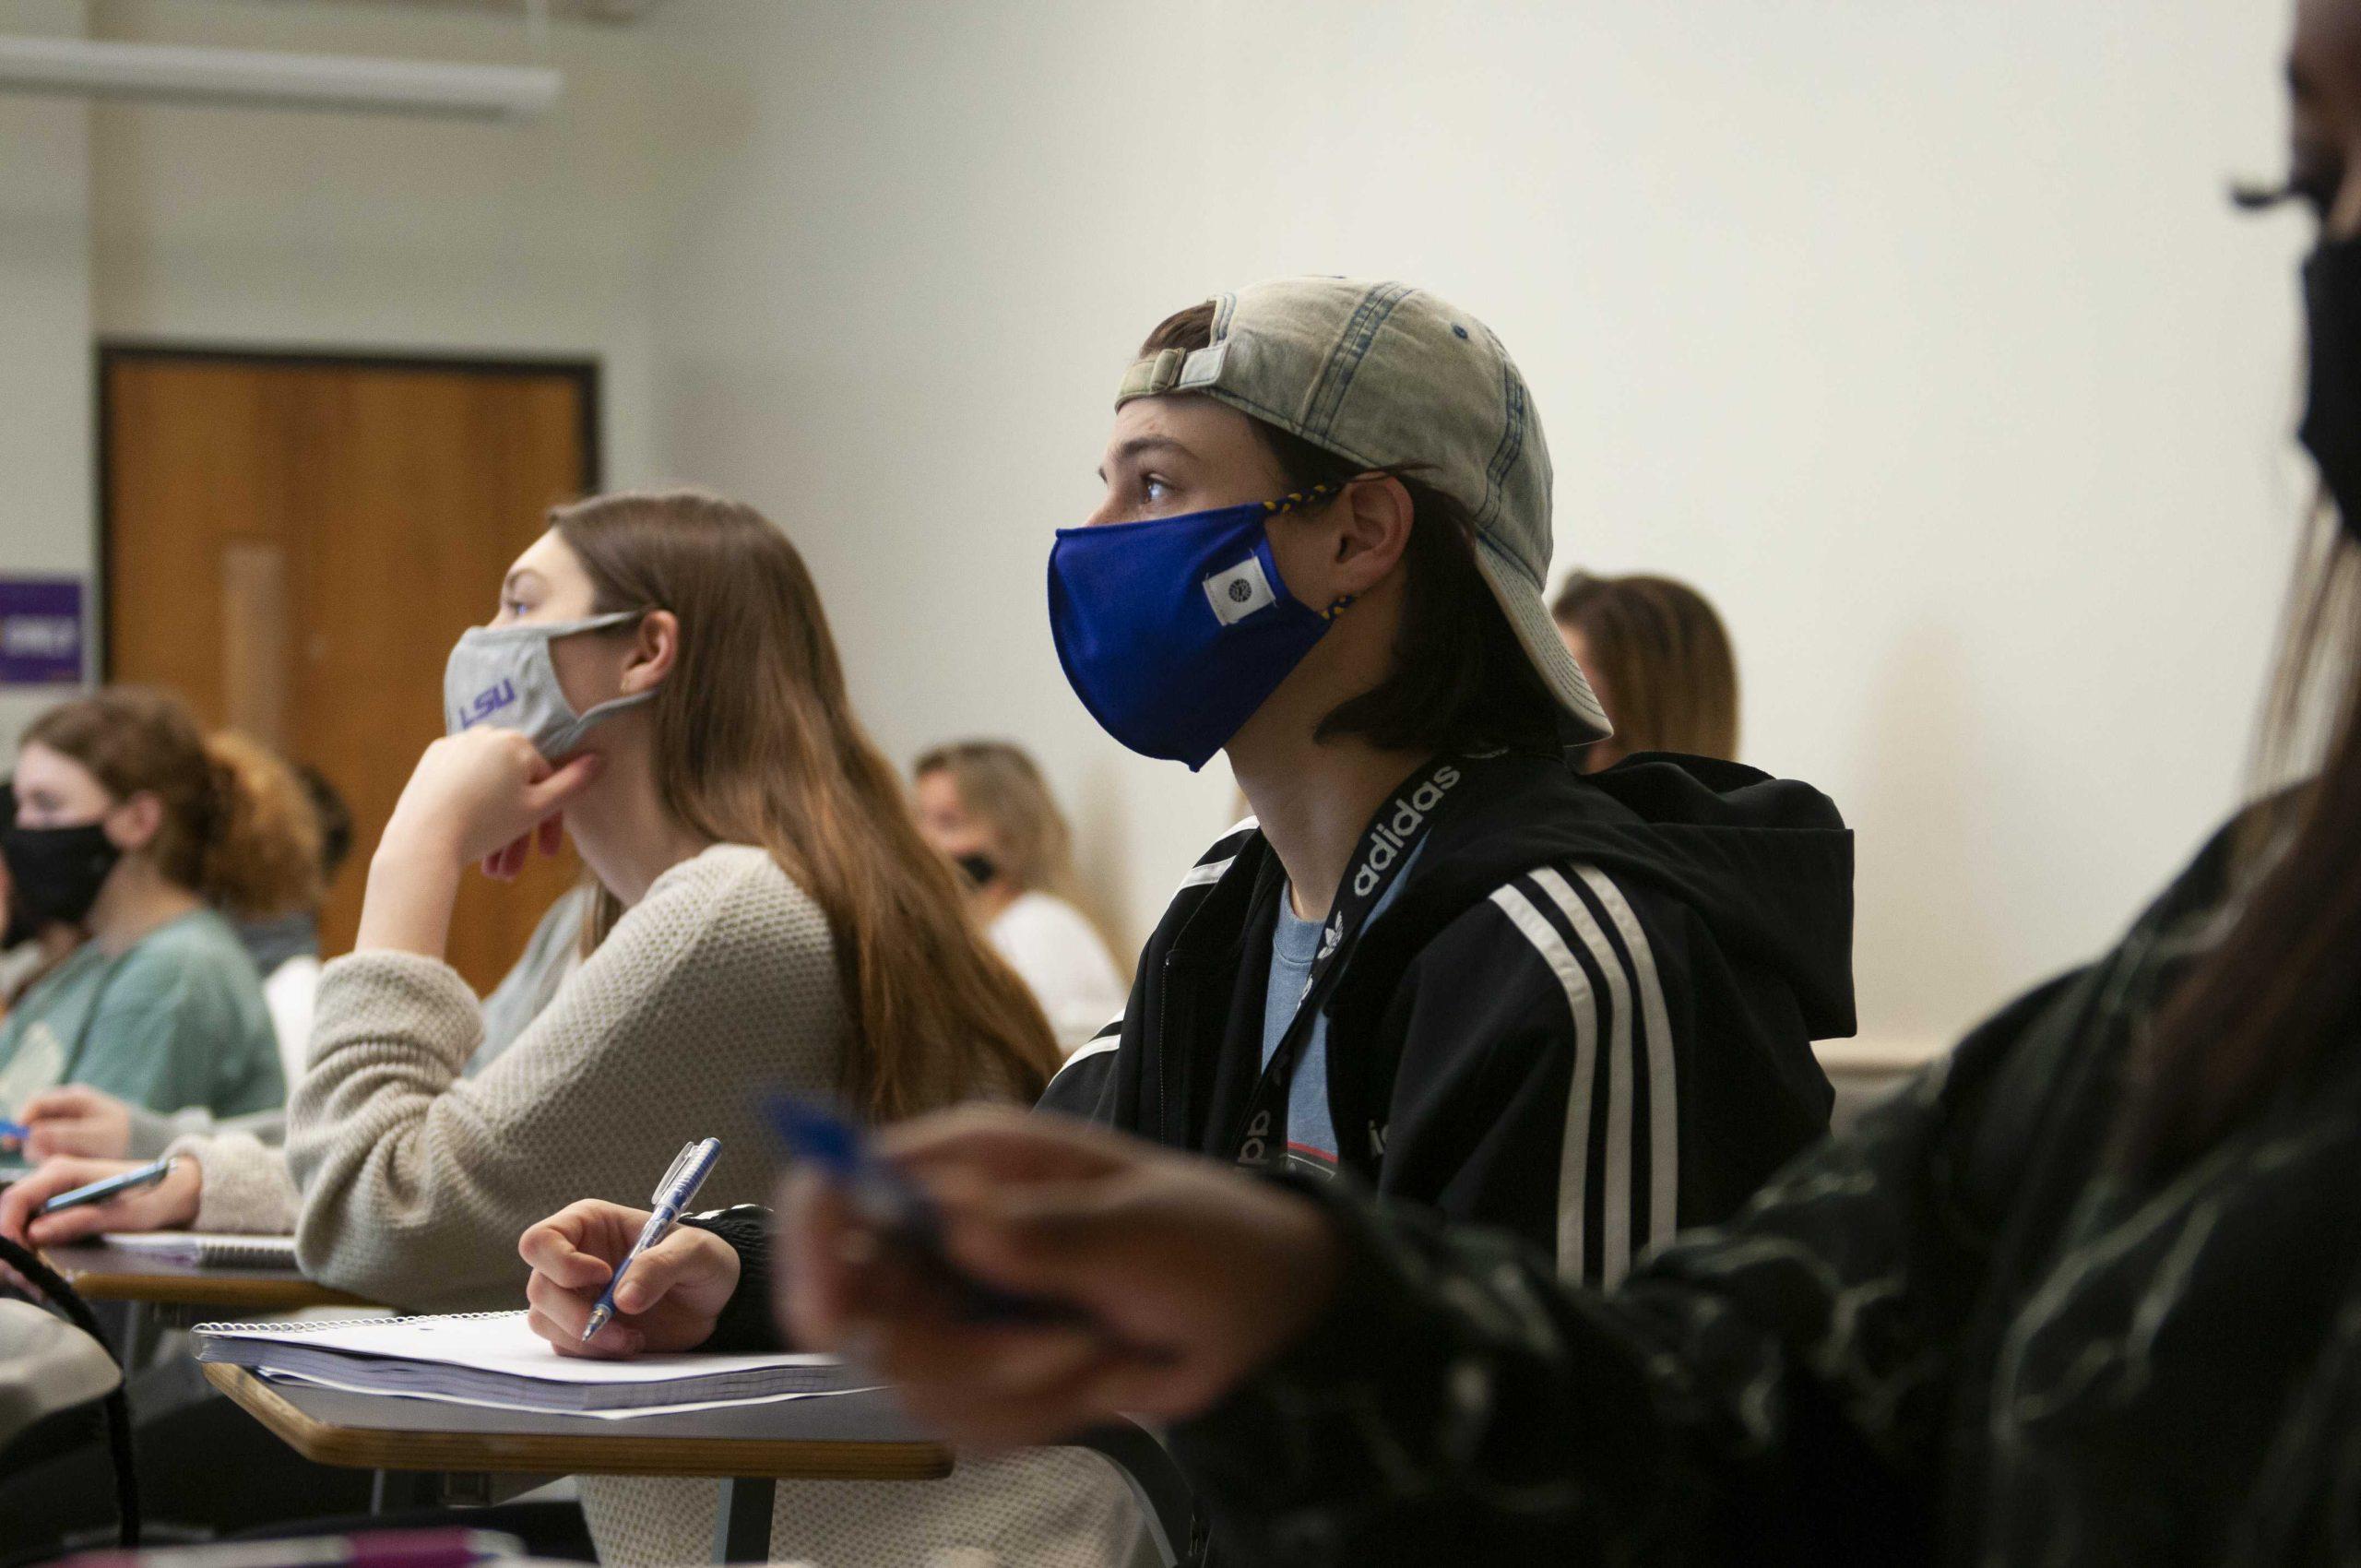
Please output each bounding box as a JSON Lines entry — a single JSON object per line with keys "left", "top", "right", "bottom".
{"left": 502, "top": 596, "right": 531, "bottom": 618}
{"left": 1143, "top": 476, "right": 1174, "bottom": 505}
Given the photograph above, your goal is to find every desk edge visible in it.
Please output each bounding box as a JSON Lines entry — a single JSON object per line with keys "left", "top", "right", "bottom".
{"left": 201, "top": 1364, "right": 956, "bottom": 1481}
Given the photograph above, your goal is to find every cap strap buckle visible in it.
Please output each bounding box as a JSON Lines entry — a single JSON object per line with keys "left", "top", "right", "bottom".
{"left": 1115, "top": 340, "right": 1230, "bottom": 405}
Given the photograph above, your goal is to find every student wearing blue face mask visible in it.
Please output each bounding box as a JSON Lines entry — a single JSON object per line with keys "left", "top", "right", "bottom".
{"left": 1026, "top": 281, "right": 1858, "bottom": 1276}
{"left": 520, "top": 283, "right": 1858, "bottom": 1396}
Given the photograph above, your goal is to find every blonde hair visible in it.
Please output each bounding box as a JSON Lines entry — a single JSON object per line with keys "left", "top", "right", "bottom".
{"left": 22, "top": 688, "right": 323, "bottom": 919}
{"left": 911, "top": 740, "right": 1077, "bottom": 899}
{"left": 552, "top": 489, "right": 1062, "bottom": 1123}
{"left": 1550, "top": 573, "right": 1741, "bottom": 760}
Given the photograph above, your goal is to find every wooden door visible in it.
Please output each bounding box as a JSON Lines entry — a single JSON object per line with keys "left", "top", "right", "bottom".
{"left": 101, "top": 348, "right": 599, "bottom": 994}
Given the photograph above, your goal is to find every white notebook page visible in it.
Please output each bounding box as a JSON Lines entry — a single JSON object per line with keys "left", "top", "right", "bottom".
{"left": 197, "top": 1310, "right": 837, "bottom": 1387}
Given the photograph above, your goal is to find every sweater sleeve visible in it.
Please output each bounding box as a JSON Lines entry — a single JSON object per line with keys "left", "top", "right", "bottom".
{"left": 681, "top": 1204, "right": 783, "bottom": 1352}
{"left": 166, "top": 1130, "right": 300, "bottom": 1233}
{"left": 1169, "top": 963, "right": 2100, "bottom": 1567}
{"left": 284, "top": 849, "right": 848, "bottom": 1312}
{"left": 128, "top": 1104, "right": 287, "bottom": 1160}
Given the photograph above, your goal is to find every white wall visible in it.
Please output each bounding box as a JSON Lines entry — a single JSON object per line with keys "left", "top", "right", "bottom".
{"left": 633, "top": 0, "right": 2315, "bottom": 1051}
{"left": 0, "top": 0, "right": 2320, "bottom": 1055}
{"left": 0, "top": 0, "right": 91, "bottom": 742}
{"left": 86, "top": 0, "right": 665, "bottom": 487}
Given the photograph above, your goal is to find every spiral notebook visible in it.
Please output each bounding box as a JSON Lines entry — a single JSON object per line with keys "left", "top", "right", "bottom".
{"left": 194, "top": 1310, "right": 857, "bottom": 1415}
{"left": 104, "top": 1231, "right": 300, "bottom": 1268}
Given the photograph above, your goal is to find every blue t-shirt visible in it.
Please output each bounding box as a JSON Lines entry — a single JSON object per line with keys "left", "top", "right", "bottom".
{"left": 1261, "top": 840, "right": 1426, "bottom": 1168}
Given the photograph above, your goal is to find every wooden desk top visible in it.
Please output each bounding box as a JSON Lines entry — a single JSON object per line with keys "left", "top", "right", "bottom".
{"left": 202, "top": 1364, "right": 955, "bottom": 1482}
{"left": 42, "top": 1242, "right": 376, "bottom": 1312}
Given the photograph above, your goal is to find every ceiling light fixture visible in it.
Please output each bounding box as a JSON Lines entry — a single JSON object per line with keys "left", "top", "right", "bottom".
{"left": 0, "top": 34, "right": 561, "bottom": 122}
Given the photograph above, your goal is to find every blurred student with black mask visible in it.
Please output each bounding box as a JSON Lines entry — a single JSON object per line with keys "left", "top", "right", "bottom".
{"left": 912, "top": 740, "right": 1127, "bottom": 1051}
{"left": 0, "top": 690, "right": 307, "bottom": 1124}
{"left": 0, "top": 784, "right": 78, "bottom": 1016}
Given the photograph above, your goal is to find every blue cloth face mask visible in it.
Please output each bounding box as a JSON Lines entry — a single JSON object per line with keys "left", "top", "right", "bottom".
{"left": 1049, "top": 488, "right": 1352, "bottom": 770}
{"left": 443, "top": 610, "right": 658, "bottom": 760}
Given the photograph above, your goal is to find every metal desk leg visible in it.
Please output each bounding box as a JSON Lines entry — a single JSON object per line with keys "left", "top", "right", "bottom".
{"left": 370, "top": 1469, "right": 444, "bottom": 1514}
{"left": 712, "top": 1477, "right": 776, "bottom": 1563}
{"left": 118, "top": 1302, "right": 150, "bottom": 1372}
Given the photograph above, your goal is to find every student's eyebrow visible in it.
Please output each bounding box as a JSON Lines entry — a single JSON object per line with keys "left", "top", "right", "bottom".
{"left": 501, "top": 567, "right": 547, "bottom": 599}
{"left": 1097, "top": 435, "right": 1191, "bottom": 483}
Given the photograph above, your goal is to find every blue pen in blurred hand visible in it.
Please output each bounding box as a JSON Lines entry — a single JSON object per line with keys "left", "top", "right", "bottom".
{"left": 583, "top": 1137, "right": 721, "bottom": 1345}
{"left": 765, "top": 1096, "right": 1086, "bottom": 1327}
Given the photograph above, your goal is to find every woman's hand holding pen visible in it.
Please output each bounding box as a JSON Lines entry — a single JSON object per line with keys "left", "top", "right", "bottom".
{"left": 519, "top": 1198, "right": 741, "bottom": 1359}
{"left": 0, "top": 1155, "right": 201, "bottom": 1249}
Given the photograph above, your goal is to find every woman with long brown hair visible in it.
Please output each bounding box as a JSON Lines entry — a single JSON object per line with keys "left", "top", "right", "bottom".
{"left": 4, "top": 490, "right": 1129, "bottom": 1564}
{"left": 0, "top": 687, "right": 313, "bottom": 1123}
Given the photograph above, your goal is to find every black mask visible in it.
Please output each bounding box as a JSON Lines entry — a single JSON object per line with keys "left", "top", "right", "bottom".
{"left": 0, "top": 823, "right": 121, "bottom": 928}
{"left": 955, "top": 852, "right": 1000, "bottom": 890}
{"left": 0, "top": 783, "right": 27, "bottom": 947}
{"left": 2299, "top": 236, "right": 2361, "bottom": 542}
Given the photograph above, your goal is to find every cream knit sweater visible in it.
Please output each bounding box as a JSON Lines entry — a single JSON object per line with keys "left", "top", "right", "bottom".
{"left": 172, "top": 843, "right": 1139, "bottom": 1568}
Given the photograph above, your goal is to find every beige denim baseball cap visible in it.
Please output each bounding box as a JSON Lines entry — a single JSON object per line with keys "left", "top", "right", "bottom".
{"left": 1117, "top": 278, "right": 1610, "bottom": 744}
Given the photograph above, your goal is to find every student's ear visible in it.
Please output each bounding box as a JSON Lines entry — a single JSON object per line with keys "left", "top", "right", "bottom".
{"left": 1327, "top": 475, "right": 1417, "bottom": 596}
{"left": 620, "top": 610, "right": 681, "bottom": 696}
{"left": 107, "top": 792, "right": 164, "bottom": 854}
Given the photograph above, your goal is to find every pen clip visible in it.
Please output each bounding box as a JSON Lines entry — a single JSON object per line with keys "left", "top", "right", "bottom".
{"left": 648, "top": 1141, "right": 696, "bottom": 1206}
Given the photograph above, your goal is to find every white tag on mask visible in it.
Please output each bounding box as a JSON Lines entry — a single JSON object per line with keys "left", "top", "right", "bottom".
{"left": 1202, "top": 554, "right": 1277, "bottom": 626}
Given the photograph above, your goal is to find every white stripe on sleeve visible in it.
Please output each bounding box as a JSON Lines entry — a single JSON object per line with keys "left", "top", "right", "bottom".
{"left": 1574, "top": 864, "right": 1678, "bottom": 1253}
{"left": 1047, "top": 1029, "right": 1120, "bottom": 1087}
{"left": 1177, "top": 857, "right": 1235, "bottom": 891}
{"left": 1530, "top": 867, "right": 1638, "bottom": 1287}
{"left": 1172, "top": 817, "right": 1258, "bottom": 895}
{"left": 1489, "top": 883, "right": 1598, "bottom": 1282}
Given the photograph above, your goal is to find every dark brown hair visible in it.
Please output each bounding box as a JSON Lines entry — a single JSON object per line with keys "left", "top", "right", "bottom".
{"left": 551, "top": 489, "right": 1062, "bottom": 1122}
{"left": 1139, "top": 304, "right": 1559, "bottom": 755}
{"left": 22, "top": 688, "right": 322, "bottom": 919}
{"left": 1550, "top": 572, "right": 1741, "bottom": 759}
{"left": 2122, "top": 504, "right": 2361, "bottom": 1170}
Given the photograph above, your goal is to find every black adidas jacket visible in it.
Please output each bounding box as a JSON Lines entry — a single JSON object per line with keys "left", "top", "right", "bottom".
{"left": 1169, "top": 812, "right": 2355, "bottom": 1568}
{"left": 1038, "top": 748, "right": 1856, "bottom": 1285}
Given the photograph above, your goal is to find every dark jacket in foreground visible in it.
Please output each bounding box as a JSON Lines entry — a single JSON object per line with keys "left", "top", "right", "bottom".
{"left": 1175, "top": 814, "right": 2361, "bottom": 1567}
{"left": 1040, "top": 748, "right": 1856, "bottom": 1285}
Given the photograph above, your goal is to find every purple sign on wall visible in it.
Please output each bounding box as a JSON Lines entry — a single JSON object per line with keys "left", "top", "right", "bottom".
{"left": 0, "top": 578, "right": 85, "bottom": 686}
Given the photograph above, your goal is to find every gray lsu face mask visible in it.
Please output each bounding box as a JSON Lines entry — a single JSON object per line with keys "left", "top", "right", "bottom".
{"left": 443, "top": 610, "right": 658, "bottom": 760}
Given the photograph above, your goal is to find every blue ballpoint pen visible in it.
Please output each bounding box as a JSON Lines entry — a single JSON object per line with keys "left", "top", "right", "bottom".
{"left": 583, "top": 1137, "right": 721, "bottom": 1345}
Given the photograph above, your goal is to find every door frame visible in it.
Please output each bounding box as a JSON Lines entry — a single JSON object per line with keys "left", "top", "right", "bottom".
{"left": 93, "top": 340, "right": 603, "bottom": 682}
